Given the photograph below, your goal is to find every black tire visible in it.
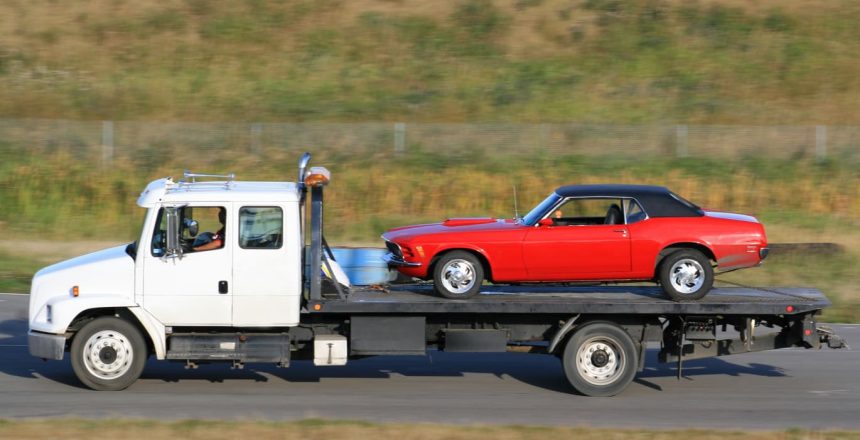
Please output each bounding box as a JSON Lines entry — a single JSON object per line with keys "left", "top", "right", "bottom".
{"left": 433, "top": 251, "right": 484, "bottom": 299}
{"left": 658, "top": 249, "right": 714, "bottom": 301}
{"left": 561, "top": 322, "right": 639, "bottom": 397}
{"left": 70, "top": 317, "right": 147, "bottom": 391}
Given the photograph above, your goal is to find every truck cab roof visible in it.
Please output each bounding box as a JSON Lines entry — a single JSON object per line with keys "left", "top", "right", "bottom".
{"left": 137, "top": 177, "right": 300, "bottom": 207}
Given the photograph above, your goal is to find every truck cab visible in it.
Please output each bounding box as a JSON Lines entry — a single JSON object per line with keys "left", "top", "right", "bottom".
{"left": 28, "top": 160, "right": 337, "bottom": 390}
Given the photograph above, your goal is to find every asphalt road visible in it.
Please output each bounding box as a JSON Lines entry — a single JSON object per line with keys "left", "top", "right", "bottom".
{"left": 1, "top": 292, "right": 858, "bottom": 430}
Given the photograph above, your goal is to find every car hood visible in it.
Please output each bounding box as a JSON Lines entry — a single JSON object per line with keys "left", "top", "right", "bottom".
{"left": 704, "top": 210, "right": 759, "bottom": 223}
{"left": 383, "top": 218, "right": 521, "bottom": 242}
{"left": 29, "top": 244, "right": 136, "bottom": 324}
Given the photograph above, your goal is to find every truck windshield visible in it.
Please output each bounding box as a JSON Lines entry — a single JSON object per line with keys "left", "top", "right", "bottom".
{"left": 125, "top": 210, "right": 148, "bottom": 260}
{"left": 521, "top": 193, "right": 562, "bottom": 226}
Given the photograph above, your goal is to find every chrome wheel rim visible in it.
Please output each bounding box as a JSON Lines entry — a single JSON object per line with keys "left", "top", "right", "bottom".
{"left": 82, "top": 330, "right": 134, "bottom": 380}
{"left": 670, "top": 258, "right": 705, "bottom": 294}
{"left": 576, "top": 336, "right": 624, "bottom": 386}
{"left": 440, "top": 259, "right": 476, "bottom": 295}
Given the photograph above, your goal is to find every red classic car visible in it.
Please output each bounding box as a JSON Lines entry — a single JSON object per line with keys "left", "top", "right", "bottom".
{"left": 382, "top": 184, "right": 769, "bottom": 301}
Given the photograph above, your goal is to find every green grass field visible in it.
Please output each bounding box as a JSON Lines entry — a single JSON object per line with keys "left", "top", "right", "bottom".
{"left": 1, "top": 0, "right": 859, "bottom": 124}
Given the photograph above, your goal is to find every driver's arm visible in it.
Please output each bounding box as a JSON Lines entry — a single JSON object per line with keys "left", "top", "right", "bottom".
{"left": 193, "top": 237, "right": 223, "bottom": 252}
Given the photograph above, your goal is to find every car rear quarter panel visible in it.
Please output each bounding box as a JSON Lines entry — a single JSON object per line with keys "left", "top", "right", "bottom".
{"left": 628, "top": 216, "right": 765, "bottom": 277}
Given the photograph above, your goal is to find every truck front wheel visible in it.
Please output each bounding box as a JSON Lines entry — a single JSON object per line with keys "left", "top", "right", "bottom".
{"left": 561, "top": 322, "right": 638, "bottom": 397}
{"left": 70, "top": 316, "right": 147, "bottom": 391}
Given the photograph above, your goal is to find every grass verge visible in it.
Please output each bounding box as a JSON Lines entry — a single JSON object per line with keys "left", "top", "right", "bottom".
{"left": 0, "top": 419, "right": 858, "bottom": 440}
{"left": 0, "top": 251, "right": 41, "bottom": 293}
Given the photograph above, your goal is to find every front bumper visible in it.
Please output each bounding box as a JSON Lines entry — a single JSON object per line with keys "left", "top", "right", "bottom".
{"left": 28, "top": 330, "right": 66, "bottom": 360}
{"left": 383, "top": 252, "right": 422, "bottom": 268}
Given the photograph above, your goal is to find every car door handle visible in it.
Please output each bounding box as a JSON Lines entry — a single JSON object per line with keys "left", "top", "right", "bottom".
{"left": 218, "top": 280, "right": 229, "bottom": 294}
{"left": 613, "top": 229, "right": 627, "bottom": 233}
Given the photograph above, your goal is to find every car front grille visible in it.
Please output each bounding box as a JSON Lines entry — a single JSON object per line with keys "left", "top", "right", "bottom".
{"left": 385, "top": 241, "right": 403, "bottom": 258}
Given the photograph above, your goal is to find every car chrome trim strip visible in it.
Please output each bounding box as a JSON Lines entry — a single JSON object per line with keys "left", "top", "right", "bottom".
{"left": 383, "top": 252, "right": 422, "bottom": 267}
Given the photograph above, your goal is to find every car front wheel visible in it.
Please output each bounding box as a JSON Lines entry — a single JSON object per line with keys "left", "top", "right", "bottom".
{"left": 659, "top": 249, "right": 714, "bottom": 301}
{"left": 433, "top": 251, "right": 484, "bottom": 299}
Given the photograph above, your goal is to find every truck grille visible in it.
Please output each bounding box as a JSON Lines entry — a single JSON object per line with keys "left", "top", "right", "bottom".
{"left": 385, "top": 241, "right": 403, "bottom": 258}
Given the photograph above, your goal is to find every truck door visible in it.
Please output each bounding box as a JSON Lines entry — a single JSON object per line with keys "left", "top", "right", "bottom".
{"left": 143, "top": 204, "right": 233, "bottom": 326}
{"left": 232, "top": 203, "right": 301, "bottom": 327}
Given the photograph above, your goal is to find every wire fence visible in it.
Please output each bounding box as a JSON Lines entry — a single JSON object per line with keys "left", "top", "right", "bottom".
{"left": 1, "top": 118, "right": 858, "bottom": 165}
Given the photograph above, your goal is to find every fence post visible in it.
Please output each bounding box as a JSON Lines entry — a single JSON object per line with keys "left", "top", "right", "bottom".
{"left": 394, "top": 122, "right": 406, "bottom": 153}
{"left": 675, "top": 124, "right": 688, "bottom": 157}
{"left": 815, "top": 125, "right": 827, "bottom": 159}
{"left": 250, "top": 123, "right": 262, "bottom": 155}
{"left": 101, "top": 120, "right": 114, "bottom": 165}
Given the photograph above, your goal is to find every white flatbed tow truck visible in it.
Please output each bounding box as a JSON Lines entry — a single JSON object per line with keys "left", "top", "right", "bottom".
{"left": 28, "top": 153, "right": 845, "bottom": 396}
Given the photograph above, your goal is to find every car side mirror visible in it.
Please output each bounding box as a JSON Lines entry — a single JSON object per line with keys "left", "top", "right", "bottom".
{"left": 538, "top": 218, "right": 554, "bottom": 227}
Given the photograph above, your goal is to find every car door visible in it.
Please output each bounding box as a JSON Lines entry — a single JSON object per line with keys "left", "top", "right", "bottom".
{"left": 143, "top": 204, "right": 233, "bottom": 326}
{"left": 522, "top": 197, "right": 631, "bottom": 280}
{"left": 232, "top": 203, "right": 302, "bottom": 327}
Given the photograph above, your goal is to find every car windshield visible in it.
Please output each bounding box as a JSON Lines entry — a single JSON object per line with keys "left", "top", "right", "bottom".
{"left": 521, "top": 193, "right": 562, "bottom": 225}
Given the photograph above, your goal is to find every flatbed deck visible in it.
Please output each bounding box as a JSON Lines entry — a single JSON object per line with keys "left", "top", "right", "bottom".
{"left": 308, "top": 285, "right": 830, "bottom": 315}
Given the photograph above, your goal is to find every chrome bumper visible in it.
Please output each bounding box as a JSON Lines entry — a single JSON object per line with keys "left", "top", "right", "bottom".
{"left": 28, "top": 330, "right": 66, "bottom": 360}
{"left": 383, "top": 252, "right": 422, "bottom": 268}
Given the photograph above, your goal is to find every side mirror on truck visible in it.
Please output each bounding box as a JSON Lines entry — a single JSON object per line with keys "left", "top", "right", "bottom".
{"left": 165, "top": 206, "right": 184, "bottom": 259}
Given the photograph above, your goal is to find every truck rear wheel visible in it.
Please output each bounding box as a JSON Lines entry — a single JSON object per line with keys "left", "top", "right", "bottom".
{"left": 70, "top": 316, "right": 147, "bottom": 391}
{"left": 561, "top": 322, "right": 638, "bottom": 397}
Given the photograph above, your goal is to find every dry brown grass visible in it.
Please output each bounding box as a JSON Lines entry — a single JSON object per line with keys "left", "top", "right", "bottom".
{"left": 0, "top": 419, "right": 857, "bottom": 440}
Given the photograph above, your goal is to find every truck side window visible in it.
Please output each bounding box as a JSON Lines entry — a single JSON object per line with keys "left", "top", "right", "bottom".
{"left": 151, "top": 206, "right": 226, "bottom": 256}
{"left": 239, "top": 207, "right": 283, "bottom": 249}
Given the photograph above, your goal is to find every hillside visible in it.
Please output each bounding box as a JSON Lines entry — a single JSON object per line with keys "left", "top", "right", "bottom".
{"left": 1, "top": 0, "right": 859, "bottom": 123}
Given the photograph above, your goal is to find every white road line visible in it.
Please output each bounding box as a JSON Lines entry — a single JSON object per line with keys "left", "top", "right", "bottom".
{"left": 0, "top": 292, "right": 28, "bottom": 296}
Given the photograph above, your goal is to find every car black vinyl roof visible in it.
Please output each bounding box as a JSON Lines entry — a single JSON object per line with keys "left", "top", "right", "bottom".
{"left": 554, "top": 184, "right": 704, "bottom": 217}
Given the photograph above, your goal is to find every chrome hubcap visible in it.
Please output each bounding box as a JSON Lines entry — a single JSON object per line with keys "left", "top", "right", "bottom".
{"left": 440, "top": 259, "right": 476, "bottom": 294}
{"left": 83, "top": 330, "right": 134, "bottom": 380}
{"left": 576, "top": 337, "right": 624, "bottom": 386}
{"left": 670, "top": 258, "right": 705, "bottom": 294}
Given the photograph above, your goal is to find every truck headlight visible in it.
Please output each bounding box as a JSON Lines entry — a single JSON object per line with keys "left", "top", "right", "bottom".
{"left": 46, "top": 305, "right": 52, "bottom": 323}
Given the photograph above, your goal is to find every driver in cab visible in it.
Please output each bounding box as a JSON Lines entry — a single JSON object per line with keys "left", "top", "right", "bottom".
{"left": 193, "top": 208, "right": 226, "bottom": 252}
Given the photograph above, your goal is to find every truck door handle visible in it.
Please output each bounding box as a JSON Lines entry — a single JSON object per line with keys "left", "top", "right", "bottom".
{"left": 218, "top": 281, "right": 229, "bottom": 294}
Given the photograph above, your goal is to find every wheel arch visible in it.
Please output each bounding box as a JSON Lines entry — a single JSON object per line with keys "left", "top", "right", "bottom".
{"left": 654, "top": 242, "right": 716, "bottom": 277}
{"left": 428, "top": 247, "right": 494, "bottom": 283}
{"left": 68, "top": 307, "right": 164, "bottom": 359}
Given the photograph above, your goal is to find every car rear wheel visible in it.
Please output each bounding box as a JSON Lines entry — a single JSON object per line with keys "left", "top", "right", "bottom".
{"left": 70, "top": 316, "right": 147, "bottom": 391}
{"left": 561, "top": 322, "right": 639, "bottom": 397}
{"left": 659, "top": 249, "right": 714, "bottom": 301}
{"left": 433, "top": 251, "right": 484, "bottom": 299}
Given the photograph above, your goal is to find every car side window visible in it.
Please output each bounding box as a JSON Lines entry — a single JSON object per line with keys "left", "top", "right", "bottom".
{"left": 625, "top": 199, "right": 647, "bottom": 224}
{"left": 239, "top": 207, "right": 283, "bottom": 249}
{"left": 550, "top": 198, "right": 624, "bottom": 226}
